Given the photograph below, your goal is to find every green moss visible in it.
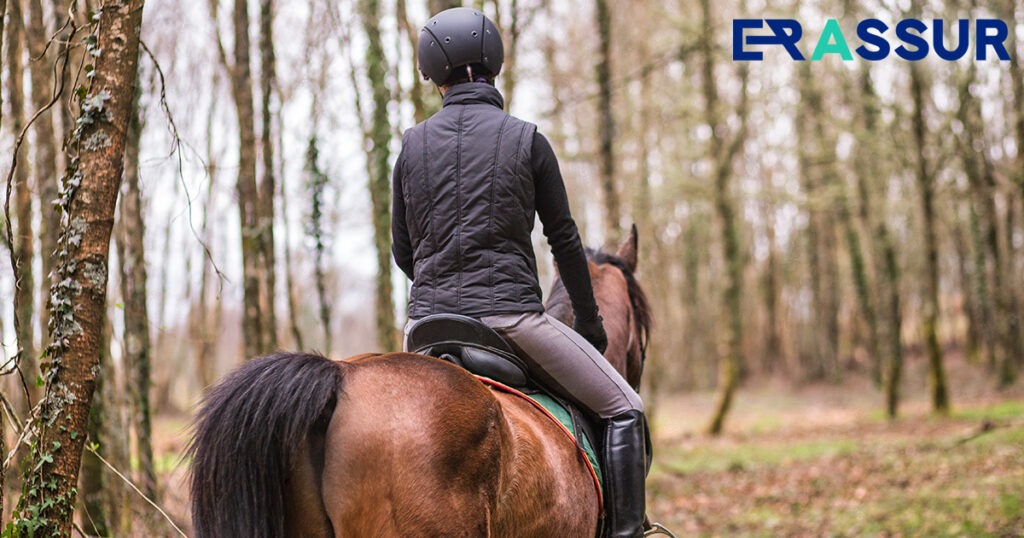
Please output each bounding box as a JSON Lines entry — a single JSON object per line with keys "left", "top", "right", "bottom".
{"left": 953, "top": 400, "right": 1024, "bottom": 422}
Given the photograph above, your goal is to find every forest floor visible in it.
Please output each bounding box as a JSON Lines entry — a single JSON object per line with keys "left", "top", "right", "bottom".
{"left": 646, "top": 353, "right": 1024, "bottom": 538}
{"left": 147, "top": 351, "right": 1024, "bottom": 537}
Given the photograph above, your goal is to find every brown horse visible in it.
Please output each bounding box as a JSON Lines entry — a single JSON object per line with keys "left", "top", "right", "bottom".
{"left": 188, "top": 226, "right": 651, "bottom": 538}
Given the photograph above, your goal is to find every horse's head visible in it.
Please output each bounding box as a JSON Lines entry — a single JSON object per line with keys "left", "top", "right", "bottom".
{"left": 546, "top": 225, "right": 652, "bottom": 390}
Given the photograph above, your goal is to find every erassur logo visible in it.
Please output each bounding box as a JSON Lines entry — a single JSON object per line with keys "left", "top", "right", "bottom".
{"left": 733, "top": 18, "right": 1012, "bottom": 61}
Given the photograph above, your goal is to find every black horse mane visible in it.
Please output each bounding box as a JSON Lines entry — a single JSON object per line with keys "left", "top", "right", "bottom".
{"left": 586, "top": 248, "right": 653, "bottom": 356}
{"left": 545, "top": 248, "right": 653, "bottom": 356}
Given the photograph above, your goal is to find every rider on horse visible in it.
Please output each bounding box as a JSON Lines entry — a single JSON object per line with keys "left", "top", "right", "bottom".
{"left": 391, "top": 8, "right": 649, "bottom": 537}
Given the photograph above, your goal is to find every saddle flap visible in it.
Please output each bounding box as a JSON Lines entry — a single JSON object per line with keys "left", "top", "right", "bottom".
{"left": 408, "top": 314, "right": 529, "bottom": 388}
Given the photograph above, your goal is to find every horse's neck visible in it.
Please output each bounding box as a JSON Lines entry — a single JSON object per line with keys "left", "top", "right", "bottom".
{"left": 544, "top": 278, "right": 574, "bottom": 327}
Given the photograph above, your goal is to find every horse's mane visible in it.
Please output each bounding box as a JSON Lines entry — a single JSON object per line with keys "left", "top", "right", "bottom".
{"left": 585, "top": 248, "right": 652, "bottom": 356}
{"left": 545, "top": 249, "right": 652, "bottom": 356}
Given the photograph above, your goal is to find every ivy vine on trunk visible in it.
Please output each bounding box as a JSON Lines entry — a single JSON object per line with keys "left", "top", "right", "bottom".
{"left": 7, "top": 1, "right": 145, "bottom": 535}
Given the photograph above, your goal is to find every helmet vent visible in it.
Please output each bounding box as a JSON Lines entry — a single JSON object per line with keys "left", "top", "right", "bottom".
{"left": 471, "top": 31, "right": 478, "bottom": 37}
{"left": 444, "top": 36, "right": 452, "bottom": 43}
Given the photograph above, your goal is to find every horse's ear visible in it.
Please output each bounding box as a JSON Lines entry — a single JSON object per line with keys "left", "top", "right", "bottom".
{"left": 615, "top": 224, "right": 639, "bottom": 272}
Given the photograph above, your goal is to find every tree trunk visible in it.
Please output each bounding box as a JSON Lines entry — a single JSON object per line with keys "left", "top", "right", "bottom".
{"left": 852, "top": 64, "right": 904, "bottom": 418}
{"left": 992, "top": 0, "right": 1024, "bottom": 382}
{"left": 51, "top": 0, "right": 73, "bottom": 165}
{"left": 881, "top": 229, "right": 902, "bottom": 419}
{"left": 12, "top": 1, "right": 144, "bottom": 534}
{"left": 1, "top": 0, "right": 8, "bottom": 513}
{"left": 306, "top": 134, "right": 332, "bottom": 354}
{"left": 595, "top": 0, "right": 619, "bottom": 242}
{"left": 1007, "top": 0, "right": 1024, "bottom": 243}
{"left": 26, "top": 0, "right": 61, "bottom": 360}
{"left": 222, "top": 0, "right": 266, "bottom": 359}
{"left": 7, "top": 0, "right": 38, "bottom": 410}
{"left": 79, "top": 314, "right": 112, "bottom": 536}
{"left": 279, "top": 114, "right": 304, "bottom": 351}
{"left": 428, "top": 0, "right": 461, "bottom": 13}
{"left": 797, "top": 61, "right": 841, "bottom": 382}
{"left": 397, "top": 0, "right": 429, "bottom": 124}
{"left": 117, "top": 83, "right": 157, "bottom": 500}
{"left": 358, "top": 0, "right": 397, "bottom": 352}
{"left": 194, "top": 86, "right": 220, "bottom": 389}
{"left": 701, "top": 0, "right": 748, "bottom": 436}
{"left": 955, "top": 209, "right": 984, "bottom": 364}
{"left": 956, "top": 63, "right": 1014, "bottom": 384}
{"left": 760, "top": 174, "right": 783, "bottom": 373}
{"left": 258, "top": 0, "right": 278, "bottom": 351}
{"left": 499, "top": 0, "right": 520, "bottom": 110}
{"left": 909, "top": 63, "right": 950, "bottom": 415}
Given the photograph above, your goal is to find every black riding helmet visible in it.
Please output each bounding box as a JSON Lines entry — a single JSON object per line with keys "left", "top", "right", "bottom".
{"left": 418, "top": 7, "right": 503, "bottom": 85}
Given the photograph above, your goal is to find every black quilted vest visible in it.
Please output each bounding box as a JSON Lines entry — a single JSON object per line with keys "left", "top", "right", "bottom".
{"left": 398, "top": 83, "right": 541, "bottom": 318}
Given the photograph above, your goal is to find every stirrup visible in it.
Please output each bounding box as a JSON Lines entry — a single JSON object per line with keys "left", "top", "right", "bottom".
{"left": 643, "top": 522, "right": 677, "bottom": 537}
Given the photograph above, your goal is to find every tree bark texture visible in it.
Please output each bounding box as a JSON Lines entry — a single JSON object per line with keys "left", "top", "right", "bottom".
{"left": 13, "top": 1, "right": 144, "bottom": 535}
{"left": 358, "top": 0, "right": 397, "bottom": 352}
{"left": 258, "top": 0, "right": 278, "bottom": 351}
{"left": 225, "top": 0, "right": 267, "bottom": 359}
{"left": 306, "top": 134, "right": 332, "bottom": 354}
{"left": 909, "top": 63, "right": 950, "bottom": 415}
{"left": 1, "top": 0, "right": 10, "bottom": 519}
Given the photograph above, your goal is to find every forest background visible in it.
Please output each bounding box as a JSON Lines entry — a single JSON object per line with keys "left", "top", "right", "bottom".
{"left": 0, "top": 0, "right": 1022, "bottom": 535}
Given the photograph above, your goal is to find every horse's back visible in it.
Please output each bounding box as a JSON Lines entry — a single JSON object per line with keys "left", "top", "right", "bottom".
{"left": 320, "top": 353, "right": 599, "bottom": 538}
{"left": 321, "top": 353, "right": 503, "bottom": 537}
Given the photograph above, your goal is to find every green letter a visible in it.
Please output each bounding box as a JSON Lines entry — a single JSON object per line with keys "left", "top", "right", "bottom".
{"left": 811, "top": 19, "right": 853, "bottom": 60}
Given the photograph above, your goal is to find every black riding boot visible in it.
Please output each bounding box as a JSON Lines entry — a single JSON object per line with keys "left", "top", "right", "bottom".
{"left": 602, "top": 410, "right": 647, "bottom": 538}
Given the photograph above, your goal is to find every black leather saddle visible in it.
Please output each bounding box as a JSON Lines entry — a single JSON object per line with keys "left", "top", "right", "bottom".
{"left": 406, "top": 314, "right": 531, "bottom": 389}
{"left": 408, "top": 313, "right": 604, "bottom": 476}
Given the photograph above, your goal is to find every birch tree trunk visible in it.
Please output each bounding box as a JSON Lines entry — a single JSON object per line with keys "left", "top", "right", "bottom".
{"left": 12, "top": 1, "right": 144, "bottom": 534}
